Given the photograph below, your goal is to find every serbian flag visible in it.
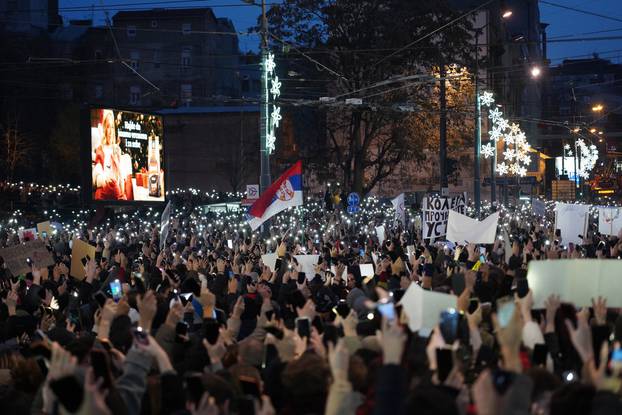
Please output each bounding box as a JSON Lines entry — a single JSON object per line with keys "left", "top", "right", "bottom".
{"left": 247, "top": 161, "right": 303, "bottom": 230}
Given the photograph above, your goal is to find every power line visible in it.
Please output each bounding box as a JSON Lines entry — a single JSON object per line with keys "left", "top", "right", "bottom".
{"left": 0, "top": 1, "right": 274, "bottom": 13}
{"left": 269, "top": 32, "right": 348, "bottom": 81}
{"left": 540, "top": 1, "right": 622, "bottom": 24}
{"left": 547, "top": 26, "right": 622, "bottom": 40}
{"left": 373, "top": 0, "right": 495, "bottom": 67}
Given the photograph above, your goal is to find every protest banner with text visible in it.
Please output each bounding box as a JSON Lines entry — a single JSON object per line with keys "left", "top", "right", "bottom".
{"left": 0, "top": 240, "right": 55, "bottom": 276}
{"left": 421, "top": 194, "right": 467, "bottom": 240}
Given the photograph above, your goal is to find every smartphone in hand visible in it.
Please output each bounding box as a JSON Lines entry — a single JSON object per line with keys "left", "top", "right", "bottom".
{"left": 436, "top": 348, "right": 453, "bottom": 382}
{"left": 109, "top": 279, "right": 122, "bottom": 302}
{"left": 90, "top": 349, "right": 113, "bottom": 389}
{"left": 296, "top": 317, "right": 310, "bottom": 338}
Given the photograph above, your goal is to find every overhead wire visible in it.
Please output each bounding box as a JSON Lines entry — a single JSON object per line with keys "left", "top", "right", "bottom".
{"left": 540, "top": 1, "right": 622, "bottom": 24}
{"left": 372, "top": 0, "right": 495, "bottom": 67}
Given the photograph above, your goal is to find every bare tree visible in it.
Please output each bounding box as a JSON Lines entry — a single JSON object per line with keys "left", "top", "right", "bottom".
{"left": 1, "top": 114, "right": 33, "bottom": 181}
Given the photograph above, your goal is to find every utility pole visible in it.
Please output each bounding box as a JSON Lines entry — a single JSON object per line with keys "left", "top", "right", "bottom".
{"left": 474, "top": 29, "right": 481, "bottom": 217}
{"left": 259, "top": 0, "right": 271, "bottom": 193}
{"left": 439, "top": 64, "right": 448, "bottom": 195}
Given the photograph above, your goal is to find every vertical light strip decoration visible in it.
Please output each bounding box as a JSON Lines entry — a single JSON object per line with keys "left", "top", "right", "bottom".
{"left": 265, "top": 52, "right": 281, "bottom": 154}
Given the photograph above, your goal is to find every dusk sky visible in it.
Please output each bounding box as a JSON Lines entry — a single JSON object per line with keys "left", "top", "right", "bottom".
{"left": 59, "top": 0, "right": 622, "bottom": 62}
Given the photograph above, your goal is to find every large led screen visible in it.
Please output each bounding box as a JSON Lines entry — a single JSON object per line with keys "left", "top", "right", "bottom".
{"left": 90, "top": 108, "right": 165, "bottom": 202}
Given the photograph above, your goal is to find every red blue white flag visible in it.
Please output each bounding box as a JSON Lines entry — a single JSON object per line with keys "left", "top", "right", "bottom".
{"left": 247, "top": 161, "right": 303, "bottom": 230}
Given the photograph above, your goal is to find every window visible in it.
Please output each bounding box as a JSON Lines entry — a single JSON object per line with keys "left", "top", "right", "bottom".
{"left": 130, "top": 86, "right": 141, "bottom": 105}
{"left": 95, "top": 84, "right": 103, "bottom": 99}
{"left": 153, "top": 49, "right": 161, "bottom": 68}
{"left": 181, "top": 84, "right": 192, "bottom": 105}
{"left": 130, "top": 51, "right": 140, "bottom": 70}
{"left": 181, "top": 47, "right": 192, "bottom": 70}
{"left": 182, "top": 23, "right": 191, "bottom": 35}
{"left": 150, "top": 20, "right": 158, "bottom": 28}
{"left": 127, "top": 25, "right": 136, "bottom": 38}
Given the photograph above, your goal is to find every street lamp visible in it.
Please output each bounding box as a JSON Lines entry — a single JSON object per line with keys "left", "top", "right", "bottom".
{"left": 592, "top": 104, "right": 604, "bottom": 112}
{"left": 530, "top": 66, "right": 541, "bottom": 78}
{"left": 474, "top": 9, "right": 514, "bottom": 211}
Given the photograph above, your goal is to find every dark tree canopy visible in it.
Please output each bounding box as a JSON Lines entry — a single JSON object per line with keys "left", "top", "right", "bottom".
{"left": 266, "top": 0, "right": 476, "bottom": 194}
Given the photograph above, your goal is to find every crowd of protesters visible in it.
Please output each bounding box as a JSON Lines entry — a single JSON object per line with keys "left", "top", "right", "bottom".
{"left": 0, "top": 190, "right": 622, "bottom": 415}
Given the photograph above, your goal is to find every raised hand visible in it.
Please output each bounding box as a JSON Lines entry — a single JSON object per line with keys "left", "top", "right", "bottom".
{"left": 544, "top": 294, "right": 561, "bottom": 333}
{"left": 85, "top": 258, "right": 97, "bottom": 283}
{"left": 48, "top": 342, "right": 77, "bottom": 381}
{"left": 296, "top": 299, "right": 316, "bottom": 321}
{"left": 377, "top": 319, "right": 406, "bottom": 365}
{"left": 591, "top": 296, "right": 607, "bottom": 326}
{"left": 137, "top": 290, "right": 157, "bottom": 332}
{"left": 565, "top": 308, "right": 594, "bottom": 364}
{"left": 328, "top": 339, "right": 349, "bottom": 382}
{"left": 165, "top": 301, "right": 184, "bottom": 328}
{"left": 492, "top": 304, "right": 523, "bottom": 372}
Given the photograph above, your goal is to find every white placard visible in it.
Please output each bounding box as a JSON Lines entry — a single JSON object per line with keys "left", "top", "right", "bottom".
{"left": 555, "top": 202, "right": 590, "bottom": 245}
{"left": 294, "top": 255, "right": 320, "bottom": 278}
{"left": 598, "top": 207, "right": 622, "bottom": 236}
{"left": 399, "top": 284, "right": 457, "bottom": 333}
{"left": 422, "top": 194, "right": 467, "bottom": 240}
{"left": 261, "top": 253, "right": 278, "bottom": 271}
{"left": 446, "top": 211, "right": 499, "bottom": 244}
{"left": 375, "top": 226, "right": 386, "bottom": 244}
{"left": 527, "top": 259, "right": 622, "bottom": 308}
{"left": 359, "top": 263, "right": 375, "bottom": 278}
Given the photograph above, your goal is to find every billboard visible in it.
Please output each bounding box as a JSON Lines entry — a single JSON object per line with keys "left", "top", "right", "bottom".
{"left": 90, "top": 108, "right": 165, "bottom": 202}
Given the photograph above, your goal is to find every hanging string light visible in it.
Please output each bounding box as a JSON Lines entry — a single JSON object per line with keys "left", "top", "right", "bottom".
{"left": 479, "top": 91, "right": 532, "bottom": 177}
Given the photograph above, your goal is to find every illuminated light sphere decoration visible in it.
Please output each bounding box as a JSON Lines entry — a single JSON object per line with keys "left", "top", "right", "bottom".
{"left": 265, "top": 52, "right": 282, "bottom": 155}
{"left": 479, "top": 91, "right": 532, "bottom": 177}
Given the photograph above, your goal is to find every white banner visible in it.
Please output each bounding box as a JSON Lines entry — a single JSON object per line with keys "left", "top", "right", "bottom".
{"left": 261, "top": 253, "right": 278, "bottom": 271}
{"left": 421, "top": 194, "right": 467, "bottom": 240}
{"left": 446, "top": 211, "right": 499, "bottom": 244}
{"left": 294, "top": 255, "right": 320, "bottom": 279}
{"left": 399, "top": 283, "right": 457, "bottom": 334}
{"left": 391, "top": 193, "right": 406, "bottom": 227}
{"left": 375, "top": 225, "right": 386, "bottom": 244}
{"left": 528, "top": 259, "right": 622, "bottom": 308}
{"left": 554, "top": 202, "right": 589, "bottom": 245}
{"left": 598, "top": 207, "right": 622, "bottom": 237}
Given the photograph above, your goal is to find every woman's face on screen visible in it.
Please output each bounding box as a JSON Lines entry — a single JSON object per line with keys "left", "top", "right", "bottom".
{"left": 103, "top": 116, "right": 115, "bottom": 145}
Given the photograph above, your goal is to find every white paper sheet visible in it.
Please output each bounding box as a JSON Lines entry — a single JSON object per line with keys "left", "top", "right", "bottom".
{"left": 445, "top": 211, "right": 499, "bottom": 244}
{"left": 261, "top": 253, "right": 278, "bottom": 272}
{"left": 598, "top": 207, "right": 622, "bottom": 237}
{"left": 554, "top": 203, "right": 590, "bottom": 245}
{"left": 294, "top": 255, "right": 320, "bottom": 278}
{"left": 359, "top": 263, "right": 375, "bottom": 278}
{"left": 527, "top": 259, "right": 622, "bottom": 308}
{"left": 399, "top": 284, "right": 457, "bottom": 333}
{"left": 375, "top": 226, "right": 386, "bottom": 244}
